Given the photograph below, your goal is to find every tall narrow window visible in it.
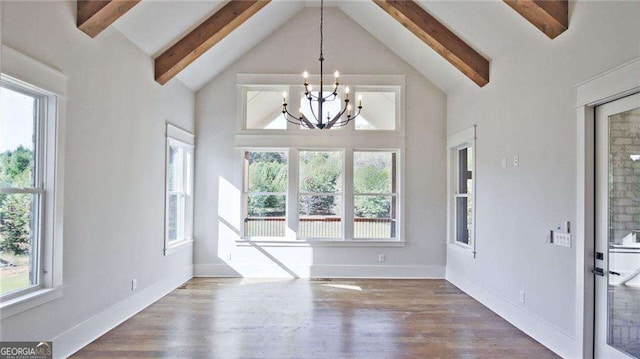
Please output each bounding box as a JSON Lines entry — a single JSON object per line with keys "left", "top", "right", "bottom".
{"left": 447, "top": 125, "right": 475, "bottom": 254}
{"left": 243, "top": 150, "right": 288, "bottom": 237}
{"left": 165, "top": 125, "right": 194, "bottom": 254}
{"left": 455, "top": 147, "right": 473, "bottom": 245}
{"left": 353, "top": 151, "right": 398, "bottom": 239}
{"left": 298, "top": 151, "right": 343, "bottom": 238}
{"left": 0, "top": 82, "right": 43, "bottom": 297}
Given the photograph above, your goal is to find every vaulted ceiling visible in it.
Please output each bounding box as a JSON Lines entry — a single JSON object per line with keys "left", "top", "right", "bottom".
{"left": 77, "top": 0, "right": 567, "bottom": 93}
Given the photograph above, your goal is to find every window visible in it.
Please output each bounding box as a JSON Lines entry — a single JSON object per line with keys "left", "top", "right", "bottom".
{"left": 354, "top": 91, "right": 397, "bottom": 130}
{"left": 237, "top": 74, "right": 404, "bottom": 245}
{"left": 245, "top": 88, "right": 287, "bottom": 130}
{"left": 298, "top": 151, "right": 343, "bottom": 238}
{"left": 0, "top": 65, "right": 65, "bottom": 319}
{"left": 354, "top": 151, "right": 398, "bottom": 239}
{"left": 242, "top": 150, "right": 288, "bottom": 237}
{"left": 165, "top": 124, "right": 194, "bottom": 254}
{"left": 447, "top": 126, "right": 476, "bottom": 256}
{"left": 0, "top": 82, "right": 45, "bottom": 298}
{"left": 455, "top": 147, "right": 473, "bottom": 244}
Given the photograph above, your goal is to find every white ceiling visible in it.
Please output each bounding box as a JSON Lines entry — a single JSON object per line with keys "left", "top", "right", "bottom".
{"left": 112, "top": 0, "right": 535, "bottom": 93}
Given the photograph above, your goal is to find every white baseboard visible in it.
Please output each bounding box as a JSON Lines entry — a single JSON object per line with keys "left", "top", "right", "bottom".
{"left": 52, "top": 265, "right": 193, "bottom": 359}
{"left": 446, "top": 267, "right": 577, "bottom": 358}
{"left": 194, "top": 263, "right": 444, "bottom": 279}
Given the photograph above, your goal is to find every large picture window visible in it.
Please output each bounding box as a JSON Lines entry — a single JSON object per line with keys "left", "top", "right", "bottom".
{"left": 243, "top": 150, "right": 288, "bottom": 237}
{"left": 298, "top": 151, "right": 343, "bottom": 238}
{"left": 165, "top": 125, "right": 194, "bottom": 254}
{"left": 353, "top": 151, "right": 397, "bottom": 239}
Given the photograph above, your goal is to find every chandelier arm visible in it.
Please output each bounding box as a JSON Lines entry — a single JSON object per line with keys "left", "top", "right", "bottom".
{"left": 328, "top": 106, "right": 362, "bottom": 128}
{"left": 307, "top": 97, "right": 321, "bottom": 124}
{"left": 299, "top": 113, "right": 316, "bottom": 129}
{"left": 282, "top": 108, "right": 315, "bottom": 129}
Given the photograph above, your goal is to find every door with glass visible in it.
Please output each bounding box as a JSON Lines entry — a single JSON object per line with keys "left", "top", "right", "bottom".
{"left": 595, "top": 93, "right": 640, "bottom": 358}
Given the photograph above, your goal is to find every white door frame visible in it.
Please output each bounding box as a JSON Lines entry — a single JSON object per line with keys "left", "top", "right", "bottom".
{"left": 575, "top": 58, "right": 640, "bottom": 358}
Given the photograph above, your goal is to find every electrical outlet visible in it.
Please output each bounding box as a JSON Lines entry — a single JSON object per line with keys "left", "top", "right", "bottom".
{"left": 513, "top": 155, "right": 519, "bottom": 166}
{"left": 378, "top": 254, "right": 385, "bottom": 262}
{"left": 131, "top": 279, "right": 137, "bottom": 291}
{"left": 519, "top": 290, "right": 525, "bottom": 304}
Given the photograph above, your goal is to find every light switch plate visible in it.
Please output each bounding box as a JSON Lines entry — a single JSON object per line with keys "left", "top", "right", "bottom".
{"left": 553, "top": 232, "right": 571, "bottom": 248}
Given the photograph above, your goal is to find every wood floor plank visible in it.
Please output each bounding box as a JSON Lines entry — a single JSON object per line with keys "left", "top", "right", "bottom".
{"left": 72, "top": 279, "right": 558, "bottom": 358}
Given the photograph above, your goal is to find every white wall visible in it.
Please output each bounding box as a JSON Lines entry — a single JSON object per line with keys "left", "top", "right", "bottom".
{"left": 194, "top": 8, "right": 446, "bottom": 278}
{"left": 0, "top": 2, "right": 194, "bottom": 357}
{"left": 445, "top": 1, "right": 640, "bottom": 357}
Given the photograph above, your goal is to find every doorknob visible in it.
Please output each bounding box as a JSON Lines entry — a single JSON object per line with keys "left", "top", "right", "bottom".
{"left": 592, "top": 267, "right": 604, "bottom": 276}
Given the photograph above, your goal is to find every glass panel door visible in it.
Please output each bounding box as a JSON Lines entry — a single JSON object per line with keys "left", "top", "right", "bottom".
{"left": 596, "top": 93, "right": 640, "bottom": 358}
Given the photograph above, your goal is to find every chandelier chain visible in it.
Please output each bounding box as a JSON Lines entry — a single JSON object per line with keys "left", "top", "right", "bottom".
{"left": 320, "top": 0, "right": 323, "bottom": 61}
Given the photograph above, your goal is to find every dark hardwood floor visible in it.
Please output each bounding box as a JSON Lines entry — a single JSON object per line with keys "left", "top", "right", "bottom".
{"left": 73, "top": 278, "right": 558, "bottom": 358}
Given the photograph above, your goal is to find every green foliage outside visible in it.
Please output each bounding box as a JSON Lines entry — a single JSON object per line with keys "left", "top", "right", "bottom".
{"left": 247, "top": 151, "right": 393, "bottom": 219}
{"left": 299, "top": 151, "right": 342, "bottom": 216}
{"left": 354, "top": 152, "right": 393, "bottom": 218}
{"left": 0, "top": 146, "right": 33, "bottom": 255}
{"left": 247, "top": 152, "right": 287, "bottom": 217}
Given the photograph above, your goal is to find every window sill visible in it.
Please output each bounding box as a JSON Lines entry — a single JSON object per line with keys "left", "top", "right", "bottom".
{"left": 447, "top": 242, "right": 476, "bottom": 258}
{"left": 164, "top": 239, "right": 194, "bottom": 256}
{"left": 236, "top": 239, "right": 406, "bottom": 247}
{"left": 0, "top": 286, "right": 64, "bottom": 320}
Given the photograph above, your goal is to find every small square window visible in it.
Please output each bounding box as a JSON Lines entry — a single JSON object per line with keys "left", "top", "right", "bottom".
{"left": 355, "top": 91, "right": 396, "bottom": 130}
{"left": 245, "top": 90, "right": 287, "bottom": 130}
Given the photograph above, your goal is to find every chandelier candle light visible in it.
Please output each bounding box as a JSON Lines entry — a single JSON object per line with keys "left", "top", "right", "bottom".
{"left": 281, "top": 0, "right": 362, "bottom": 129}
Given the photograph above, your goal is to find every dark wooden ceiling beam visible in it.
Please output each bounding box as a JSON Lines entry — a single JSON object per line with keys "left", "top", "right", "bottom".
{"left": 154, "top": 0, "right": 271, "bottom": 85}
{"left": 77, "top": 0, "right": 140, "bottom": 38}
{"left": 373, "top": 0, "right": 490, "bottom": 87}
{"left": 503, "top": 0, "right": 568, "bottom": 39}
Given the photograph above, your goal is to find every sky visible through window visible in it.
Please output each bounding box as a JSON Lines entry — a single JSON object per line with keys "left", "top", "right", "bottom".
{"left": 1, "top": 87, "right": 35, "bottom": 152}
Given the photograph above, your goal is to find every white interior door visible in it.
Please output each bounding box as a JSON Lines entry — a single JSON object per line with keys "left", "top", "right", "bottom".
{"left": 595, "top": 93, "right": 640, "bottom": 359}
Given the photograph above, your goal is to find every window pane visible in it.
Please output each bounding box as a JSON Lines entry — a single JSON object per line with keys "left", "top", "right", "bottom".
{"left": 247, "top": 151, "right": 287, "bottom": 193}
{"left": 467, "top": 147, "right": 473, "bottom": 194}
{"left": 299, "top": 195, "right": 342, "bottom": 238}
{"left": 167, "top": 193, "right": 184, "bottom": 242}
{"left": 354, "top": 195, "right": 396, "bottom": 239}
{"left": 248, "top": 195, "right": 286, "bottom": 217}
{"left": 458, "top": 148, "right": 472, "bottom": 194}
{"left": 245, "top": 195, "right": 286, "bottom": 237}
{"left": 300, "top": 91, "right": 344, "bottom": 130}
{"left": 0, "top": 193, "right": 38, "bottom": 295}
{"left": 354, "top": 151, "right": 394, "bottom": 194}
{"left": 299, "top": 151, "right": 343, "bottom": 193}
{"left": 355, "top": 91, "right": 396, "bottom": 130}
{"left": 456, "top": 196, "right": 472, "bottom": 244}
{"left": 0, "top": 86, "right": 37, "bottom": 188}
{"left": 168, "top": 145, "right": 183, "bottom": 192}
{"left": 246, "top": 90, "right": 287, "bottom": 129}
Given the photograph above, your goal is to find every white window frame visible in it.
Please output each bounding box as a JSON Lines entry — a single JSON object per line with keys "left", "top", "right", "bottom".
{"left": 234, "top": 74, "right": 406, "bottom": 247}
{"left": 352, "top": 87, "right": 401, "bottom": 132}
{"left": 352, "top": 149, "right": 400, "bottom": 240}
{"left": 297, "top": 148, "right": 345, "bottom": 240}
{"left": 0, "top": 46, "right": 67, "bottom": 319}
{"left": 164, "top": 124, "right": 194, "bottom": 255}
{"left": 447, "top": 125, "right": 476, "bottom": 257}
{"left": 241, "top": 148, "right": 289, "bottom": 240}
{"left": 237, "top": 74, "right": 405, "bottom": 136}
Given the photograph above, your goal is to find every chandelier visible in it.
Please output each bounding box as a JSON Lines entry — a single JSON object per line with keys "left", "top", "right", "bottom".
{"left": 281, "top": 0, "right": 362, "bottom": 129}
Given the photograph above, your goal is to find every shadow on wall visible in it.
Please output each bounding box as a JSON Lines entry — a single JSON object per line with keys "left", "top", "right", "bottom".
{"left": 216, "top": 176, "right": 309, "bottom": 278}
